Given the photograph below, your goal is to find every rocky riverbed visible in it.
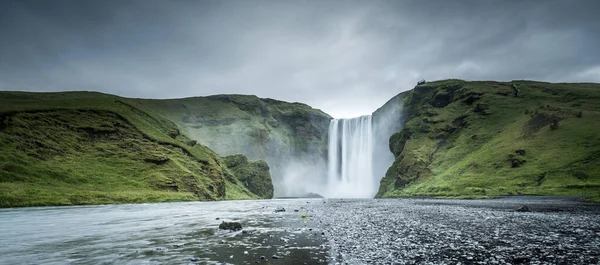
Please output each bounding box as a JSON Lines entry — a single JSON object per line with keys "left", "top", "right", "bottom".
{"left": 0, "top": 197, "right": 598, "bottom": 264}
{"left": 312, "top": 197, "right": 600, "bottom": 264}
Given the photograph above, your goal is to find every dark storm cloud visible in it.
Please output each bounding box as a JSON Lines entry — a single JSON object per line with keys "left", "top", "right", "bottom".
{"left": 1, "top": 0, "right": 599, "bottom": 117}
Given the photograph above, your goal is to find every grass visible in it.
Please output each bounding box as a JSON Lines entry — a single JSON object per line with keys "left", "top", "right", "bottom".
{"left": 223, "top": 154, "right": 274, "bottom": 199}
{"left": 0, "top": 92, "right": 258, "bottom": 207}
{"left": 377, "top": 80, "right": 600, "bottom": 201}
{"left": 134, "top": 94, "right": 331, "bottom": 194}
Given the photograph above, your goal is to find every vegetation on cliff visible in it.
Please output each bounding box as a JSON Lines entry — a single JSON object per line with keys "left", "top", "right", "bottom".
{"left": 377, "top": 80, "right": 600, "bottom": 201}
{"left": 223, "top": 154, "right": 273, "bottom": 199}
{"left": 134, "top": 94, "right": 331, "bottom": 196}
{"left": 0, "top": 91, "right": 262, "bottom": 207}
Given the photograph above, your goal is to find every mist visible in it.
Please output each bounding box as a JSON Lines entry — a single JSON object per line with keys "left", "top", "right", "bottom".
{"left": 371, "top": 92, "right": 407, "bottom": 185}
{"left": 320, "top": 91, "right": 405, "bottom": 198}
{"left": 277, "top": 157, "right": 328, "bottom": 198}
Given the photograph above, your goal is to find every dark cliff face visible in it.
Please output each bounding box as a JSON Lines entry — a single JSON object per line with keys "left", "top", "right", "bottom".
{"left": 137, "top": 95, "right": 332, "bottom": 197}
{"left": 376, "top": 80, "right": 600, "bottom": 199}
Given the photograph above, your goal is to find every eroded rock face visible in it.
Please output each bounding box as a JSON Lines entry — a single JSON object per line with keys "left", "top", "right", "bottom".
{"left": 377, "top": 80, "right": 470, "bottom": 197}
{"left": 223, "top": 154, "right": 274, "bottom": 199}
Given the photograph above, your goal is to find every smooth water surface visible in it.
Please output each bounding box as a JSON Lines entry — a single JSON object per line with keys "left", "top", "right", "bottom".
{"left": 0, "top": 199, "right": 327, "bottom": 264}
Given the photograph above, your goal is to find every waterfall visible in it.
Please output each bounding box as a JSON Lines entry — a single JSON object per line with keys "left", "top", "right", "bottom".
{"left": 326, "top": 115, "right": 375, "bottom": 198}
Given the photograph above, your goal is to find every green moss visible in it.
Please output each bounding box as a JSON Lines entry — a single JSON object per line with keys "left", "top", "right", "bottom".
{"left": 223, "top": 154, "right": 274, "bottom": 199}
{"left": 377, "top": 80, "right": 600, "bottom": 201}
{"left": 135, "top": 94, "right": 331, "bottom": 195}
{"left": 0, "top": 92, "right": 266, "bottom": 207}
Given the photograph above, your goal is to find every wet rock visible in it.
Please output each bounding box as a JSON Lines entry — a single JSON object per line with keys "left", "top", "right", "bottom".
{"left": 215, "top": 217, "right": 220, "bottom": 220}
{"left": 516, "top": 205, "right": 531, "bottom": 212}
{"left": 272, "top": 255, "right": 280, "bottom": 259}
{"left": 294, "top": 209, "right": 299, "bottom": 212}
{"left": 275, "top": 207, "right": 286, "bottom": 213}
{"left": 219, "top": 221, "right": 242, "bottom": 231}
{"left": 260, "top": 256, "right": 265, "bottom": 260}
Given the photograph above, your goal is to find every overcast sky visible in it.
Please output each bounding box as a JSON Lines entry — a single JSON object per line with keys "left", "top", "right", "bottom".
{"left": 1, "top": 0, "right": 599, "bottom": 118}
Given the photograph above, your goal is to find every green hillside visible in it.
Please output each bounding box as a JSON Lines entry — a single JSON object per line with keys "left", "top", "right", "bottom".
{"left": 2, "top": 79, "right": 598, "bottom": 207}
{"left": 134, "top": 95, "right": 331, "bottom": 196}
{"left": 377, "top": 80, "right": 600, "bottom": 202}
{"left": 0, "top": 91, "right": 267, "bottom": 207}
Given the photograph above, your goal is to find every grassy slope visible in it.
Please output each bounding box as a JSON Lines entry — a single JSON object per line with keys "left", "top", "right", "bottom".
{"left": 0, "top": 91, "right": 258, "bottom": 207}
{"left": 223, "top": 154, "right": 274, "bottom": 199}
{"left": 377, "top": 80, "right": 600, "bottom": 201}
{"left": 133, "top": 95, "right": 331, "bottom": 195}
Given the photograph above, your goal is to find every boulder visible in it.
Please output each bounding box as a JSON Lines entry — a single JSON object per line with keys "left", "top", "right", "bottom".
{"left": 275, "top": 207, "right": 286, "bottom": 213}
{"left": 219, "top": 221, "right": 242, "bottom": 231}
{"left": 511, "top": 158, "right": 526, "bottom": 168}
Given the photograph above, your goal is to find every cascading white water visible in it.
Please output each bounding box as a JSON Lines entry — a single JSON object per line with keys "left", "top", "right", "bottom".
{"left": 326, "top": 115, "right": 375, "bottom": 198}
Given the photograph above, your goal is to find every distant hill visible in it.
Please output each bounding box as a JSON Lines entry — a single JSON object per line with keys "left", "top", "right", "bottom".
{"left": 0, "top": 91, "right": 272, "bottom": 207}
{"left": 377, "top": 80, "right": 600, "bottom": 202}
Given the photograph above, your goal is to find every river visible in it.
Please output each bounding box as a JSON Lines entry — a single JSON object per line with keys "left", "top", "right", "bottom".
{"left": 1, "top": 197, "right": 599, "bottom": 264}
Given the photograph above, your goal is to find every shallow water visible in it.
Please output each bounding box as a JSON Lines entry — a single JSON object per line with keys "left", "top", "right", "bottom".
{"left": 0, "top": 197, "right": 599, "bottom": 264}
{"left": 0, "top": 199, "right": 327, "bottom": 265}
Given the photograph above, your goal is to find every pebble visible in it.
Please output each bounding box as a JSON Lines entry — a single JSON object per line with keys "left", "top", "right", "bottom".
{"left": 311, "top": 198, "right": 600, "bottom": 264}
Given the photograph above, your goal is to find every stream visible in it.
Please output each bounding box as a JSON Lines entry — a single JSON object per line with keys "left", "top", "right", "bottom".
{"left": 1, "top": 197, "right": 599, "bottom": 264}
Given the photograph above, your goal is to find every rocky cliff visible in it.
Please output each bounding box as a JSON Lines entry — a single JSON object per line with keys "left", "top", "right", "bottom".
{"left": 377, "top": 80, "right": 600, "bottom": 200}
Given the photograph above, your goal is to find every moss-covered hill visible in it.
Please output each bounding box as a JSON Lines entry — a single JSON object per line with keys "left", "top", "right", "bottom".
{"left": 223, "top": 154, "right": 273, "bottom": 199}
{"left": 134, "top": 95, "right": 331, "bottom": 196}
{"left": 0, "top": 91, "right": 270, "bottom": 207}
{"left": 377, "top": 80, "right": 600, "bottom": 201}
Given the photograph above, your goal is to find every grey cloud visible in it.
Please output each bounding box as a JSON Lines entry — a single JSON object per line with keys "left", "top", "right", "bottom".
{"left": 1, "top": 0, "right": 599, "bottom": 117}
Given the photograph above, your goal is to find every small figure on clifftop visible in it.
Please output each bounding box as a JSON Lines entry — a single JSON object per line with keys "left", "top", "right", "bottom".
{"left": 511, "top": 83, "right": 520, "bottom": 97}
{"left": 417, "top": 79, "right": 427, "bottom": 86}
